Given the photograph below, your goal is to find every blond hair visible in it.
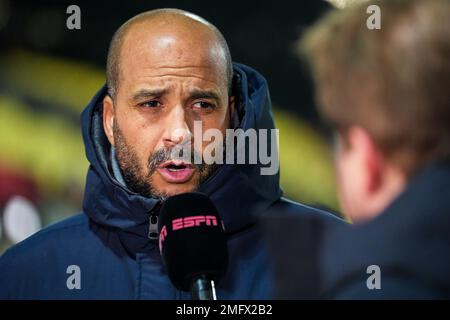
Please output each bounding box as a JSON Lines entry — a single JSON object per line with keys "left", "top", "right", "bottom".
{"left": 301, "top": 0, "right": 450, "bottom": 176}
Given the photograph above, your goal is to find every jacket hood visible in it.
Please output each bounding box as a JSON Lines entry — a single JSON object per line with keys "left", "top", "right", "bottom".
{"left": 81, "top": 63, "right": 282, "bottom": 254}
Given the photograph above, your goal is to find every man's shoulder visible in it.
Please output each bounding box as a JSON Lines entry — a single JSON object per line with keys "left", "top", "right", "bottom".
{"left": 271, "top": 197, "right": 344, "bottom": 224}
{"left": 0, "top": 213, "right": 130, "bottom": 299}
{"left": 0, "top": 213, "right": 90, "bottom": 265}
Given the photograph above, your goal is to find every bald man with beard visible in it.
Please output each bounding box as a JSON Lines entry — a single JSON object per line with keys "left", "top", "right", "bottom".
{"left": 0, "top": 9, "right": 341, "bottom": 299}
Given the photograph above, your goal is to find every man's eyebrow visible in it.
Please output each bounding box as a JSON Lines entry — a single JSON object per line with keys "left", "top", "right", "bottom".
{"left": 130, "top": 89, "right": 167, "bottom": 102}
{"left": 189, "top": 89, "right": 221, "bottom": 102}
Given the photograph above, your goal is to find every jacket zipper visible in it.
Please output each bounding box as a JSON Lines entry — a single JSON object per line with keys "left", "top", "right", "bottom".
{"left": 148, "top": 201, "right": 163, "bottom": 241}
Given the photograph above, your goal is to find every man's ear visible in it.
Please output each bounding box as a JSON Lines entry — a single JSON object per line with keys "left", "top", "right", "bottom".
{"left": 229, "top": 95, "right": 235, "bottom": 118}
{"left": 348, "top": 126, "right": 383, "bottom": 194}
{"left": 103, "top": 95, "right": 115, "bottom": 147}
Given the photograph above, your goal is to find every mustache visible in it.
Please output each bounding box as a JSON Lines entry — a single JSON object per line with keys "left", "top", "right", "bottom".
{"left": 146, "top": 146, "right": 206, "bottom": 175}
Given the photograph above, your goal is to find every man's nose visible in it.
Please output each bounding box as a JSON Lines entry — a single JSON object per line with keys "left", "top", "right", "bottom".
{"left": 162, "top": 105, "right": 192, "bottom": 148}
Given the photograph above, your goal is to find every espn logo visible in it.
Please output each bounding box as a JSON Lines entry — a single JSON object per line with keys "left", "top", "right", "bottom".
{"left": 158, "top": 215, "right": 219, "bottom": 253}
{"left": 173, "top": 215, "right": 218, "bottom": 230}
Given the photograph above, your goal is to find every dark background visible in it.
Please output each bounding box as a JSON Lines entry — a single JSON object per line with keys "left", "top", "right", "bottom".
{"left": 0, "top": 0, "right": 332, "bottom": 122}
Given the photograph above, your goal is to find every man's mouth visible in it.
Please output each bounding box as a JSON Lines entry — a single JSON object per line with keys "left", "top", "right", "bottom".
{"left": 156, "top": 161, "right": 195, "bottom": 183}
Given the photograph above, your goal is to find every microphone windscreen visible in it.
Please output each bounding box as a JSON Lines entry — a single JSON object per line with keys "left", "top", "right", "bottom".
{"left": 158, "top": 192, "right": 228, "bottom": 291}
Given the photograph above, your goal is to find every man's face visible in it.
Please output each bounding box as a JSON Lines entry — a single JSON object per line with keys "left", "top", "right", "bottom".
{"left": 103, "top": 24, "right": 232, "bottom": 199}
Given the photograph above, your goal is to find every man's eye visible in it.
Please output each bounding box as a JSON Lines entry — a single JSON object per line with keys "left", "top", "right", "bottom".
{"left": 192, "top": 101, "right": 215, "bottom": 110}
{"left": 140, "top": 100, "right": 161, "bottom": 108}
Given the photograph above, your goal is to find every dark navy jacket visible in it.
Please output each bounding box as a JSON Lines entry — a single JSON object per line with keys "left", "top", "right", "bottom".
{"left": 266, "top": 160, "right": 450, "bottom": 299}
{"left": 0, "top": 63, "right": 340, "bottom": 299}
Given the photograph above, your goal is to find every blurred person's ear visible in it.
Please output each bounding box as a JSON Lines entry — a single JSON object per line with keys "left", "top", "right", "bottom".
{"left": 338, "top": 126, "right": 406, "bottom": 223}
{"left": 347, "top": 126, "right": 383, "bottom": 195}
{"left": 334, "top": 126, "right": 378, "bottom": 222}
{"left": 103, "top": 95, "right": 115, "bottom": 147}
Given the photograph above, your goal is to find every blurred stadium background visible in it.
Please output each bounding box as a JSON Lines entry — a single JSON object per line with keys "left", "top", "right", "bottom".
{"left": 0, "top": 0, "right": 347, "bottom": 252}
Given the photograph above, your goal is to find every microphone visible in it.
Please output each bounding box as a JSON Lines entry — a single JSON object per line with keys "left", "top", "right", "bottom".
{"left": 158, "top": 192, "right": 228, "bottom": 300}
